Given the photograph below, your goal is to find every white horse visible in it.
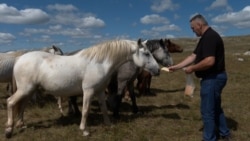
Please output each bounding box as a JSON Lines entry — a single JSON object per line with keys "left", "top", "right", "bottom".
{"left": 0, "top": 46, "right": 63, "bottom": 94}
{"left": 5, "top": 39, "right": 160, "bottom": 138}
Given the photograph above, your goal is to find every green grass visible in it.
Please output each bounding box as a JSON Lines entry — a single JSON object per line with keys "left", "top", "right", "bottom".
{"left": 0, "top": 35, "right": 250, "bottom": 141}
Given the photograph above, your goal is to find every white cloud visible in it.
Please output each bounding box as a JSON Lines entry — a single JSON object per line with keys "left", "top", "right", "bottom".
{"left": 93, "top": 35, "right": 102, "bottom": 39}
{"left": 47, "top": 4, "right": 105, "bottom": 29}
{"left": 79, "top": 16, "right": 105, "bottom": 28}
{"left": 141, "top": 24, "right": 180, "bottom": 38}
{"left": 49, "top": 25, "right": 62, "bottom": 30}
{"left": 0, "top": 3, "right": 49, "bottom": 24}
{"left": 21, "top": 4, "right": 106, "bottom": 41}
{"left": 206, "top": 0, "right": 232, "bottom": 11}
{"left": 33, "top": 35, "right": 53, "bottom": 42}
{"left": 173, "top": 14, "right": 180, "bottom": 20}
{"left": 0, "top": 32, "right": 15, "bottom": 44}
{"left": 141, "top": 29, "right": 161, "bottom": 37}
{"left": 165, "top": 34, "right": 175, "bottom": 38}
{"left": 151, "top": 24, "right": 181, "bottom": 32}
{"left": 140, "top": 14, "right": 169, "bottom": 24}
{"left": 47, "top": 4, "right": 78, "bottom": 11}
{"left": 23, "top": 27, "right": 92, "bottom": 38}
{"left": 151, "top": 0, "right": 179, "bottom": 13}
{"left": 212, "top": 6, "right": 250, "bottom": 28}
{"left": 51, "top": 13, "right": 78, "bottom": 25}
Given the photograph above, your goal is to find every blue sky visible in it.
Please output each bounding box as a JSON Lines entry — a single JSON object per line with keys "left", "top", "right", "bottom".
{"left": 0, "top": 0, "right": 249, "bottom": 52}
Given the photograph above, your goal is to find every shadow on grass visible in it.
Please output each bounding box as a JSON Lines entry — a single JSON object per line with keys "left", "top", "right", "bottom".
{"left": 109, "top": 102, "right": 189, "bottom": 123}
{"left": 150, "top": 87, "right": 185, "bottom": 94}
{"left": 226, "top": 117, "right": 238, "bottom": 131}
{"left": 19, "top": 100, "right": 190, "bottom": 133}
{"left": 135, "top": 87, "right": 185, "bottom": 97}
{"left": 139, "top": 103, "right": 190, "bottom": 112}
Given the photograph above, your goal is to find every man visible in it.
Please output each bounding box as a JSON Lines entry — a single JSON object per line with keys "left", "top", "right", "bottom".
{"left": 169, "top": 14, "right": 231, "bottom": 141}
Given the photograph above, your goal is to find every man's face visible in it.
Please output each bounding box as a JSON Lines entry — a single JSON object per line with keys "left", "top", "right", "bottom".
{"left": 190, "top": 20, "right": 202, "bottom": 37}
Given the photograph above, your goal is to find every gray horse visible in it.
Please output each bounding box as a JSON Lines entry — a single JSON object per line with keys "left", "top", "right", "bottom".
{"left": 107, "top": 39, "right": 182, "bottom": 118}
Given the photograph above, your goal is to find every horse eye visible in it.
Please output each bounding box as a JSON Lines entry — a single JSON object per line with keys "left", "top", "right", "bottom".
{"left": 144, "top": 52, "right": 150, "bottom": 56}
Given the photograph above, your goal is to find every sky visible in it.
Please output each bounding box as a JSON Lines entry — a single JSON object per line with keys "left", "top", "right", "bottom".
{"left": 0, "top": 0, "right": 250, "bottom": 52}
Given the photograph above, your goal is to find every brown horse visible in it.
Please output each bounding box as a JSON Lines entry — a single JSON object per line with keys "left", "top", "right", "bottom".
{"left": 136, "top": 39, "right": 183, "bottom": 95}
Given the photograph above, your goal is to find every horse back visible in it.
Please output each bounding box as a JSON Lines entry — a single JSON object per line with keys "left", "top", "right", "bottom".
{"left": 13, "top": 51, "right": 103, "bottom": 96}
{"left": 14, "top": 52, "right": 80, "bottom": 92}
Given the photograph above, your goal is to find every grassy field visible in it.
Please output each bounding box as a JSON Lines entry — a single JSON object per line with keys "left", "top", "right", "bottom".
{"left": 0, "top": 35, "right": 250, "bottom": 141}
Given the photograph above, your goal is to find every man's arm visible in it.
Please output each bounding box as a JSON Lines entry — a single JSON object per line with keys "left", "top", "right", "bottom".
{"left": 169, "top": 53, "right": 196, "bottom": 71}
{"left": 184, "top": 56, "right": 215, "bottom": 74}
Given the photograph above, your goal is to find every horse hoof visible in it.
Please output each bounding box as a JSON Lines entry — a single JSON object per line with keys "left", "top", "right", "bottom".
{"left": 82, "top": 131, "right": 90, "bottom": 136}
{"left": 5, "top": 127, "right": 13, "bottom": 138}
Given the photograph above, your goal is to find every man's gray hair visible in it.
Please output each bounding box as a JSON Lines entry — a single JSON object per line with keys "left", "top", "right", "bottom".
{"left": 190, "top": 14, "right": 208, "bottom": 25}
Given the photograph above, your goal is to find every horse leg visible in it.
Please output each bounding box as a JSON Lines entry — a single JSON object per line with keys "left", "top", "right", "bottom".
{"left": 80, "top": 89, "right": 94, "bottom": 136}
{"left": 136, "top": 73, "right": 140, "bottom": 88}
{"left": 136, "top": 74, "right": 143, "bottom": 95}
{"left": 123, "top": 86, "right": 131, "bottom": 101}
{"left": 98, "top": 92, "right": 111, "bottom": 125}
{"left": 106, "top": 73, "right": 122, "bottom": 118}
{"left": 128, "top": 82, "right": 138, "bottom": 114}
{"left": 112, "top": 80, "right": 127, "bottom": 119}
{"left": 15, "top": 95, "right": 30, "bottom": 128}
{"left": 141, "top": 77, "right": 147, "bottom": 95}
{"left": 57, "top": 96, "right": 64, "bottom": 116}
{"left": 68, "top": 96, "right": 81, "bottom": 117}
{"left": 5, "top": 89, "right": 31, "bottom": 138}
{"left": 146, "top": 74, "right": 152, "bottom": 94}
{"left": 112, "top": 94, "right": 122, "bottom": 119}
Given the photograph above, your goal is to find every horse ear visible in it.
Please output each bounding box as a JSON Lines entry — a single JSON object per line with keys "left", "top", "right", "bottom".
{"left": 164, "top": 38, "right": 170, "bottom": 46}
{"left": 167, "top": 39, "right": 171, "bottom": 44}
{"left": 137, "top": 38, "right": 147, "bottom": 48}
{"left": 137, "top": 38, "right": 143, "bottom": 48}
{"left": 137, "top": 38, "right": 142, "bottom": 45}
{"left": 160, "top": 39, "right": 165, "bottom": 46}
{"left": 52, "top": 45, "right": 64, "bottom": 55}
{"left": 52, "top": 45, "right": 57, "bottom": 51}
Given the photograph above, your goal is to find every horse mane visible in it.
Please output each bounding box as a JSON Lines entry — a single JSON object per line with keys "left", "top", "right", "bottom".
{"left": 79, "top": 40, "right": 136, "bottom": 63}
{"left": 146, "top": 39, "right": 165, "bottom": 52}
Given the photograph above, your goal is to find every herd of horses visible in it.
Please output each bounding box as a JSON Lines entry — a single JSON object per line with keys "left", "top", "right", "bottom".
{"left": 0, "top": 38, "right": 183, "bottom": 138}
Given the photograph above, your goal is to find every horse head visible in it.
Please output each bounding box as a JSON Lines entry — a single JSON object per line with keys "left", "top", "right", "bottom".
{"left": 133, "top": 39, "right": 160, "bottom": 76}
{"left": 145, "top": 39, "right": 173, "bottom": 67}
{"left": 164, "top": 39, "right": 183, "bottom": 53}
